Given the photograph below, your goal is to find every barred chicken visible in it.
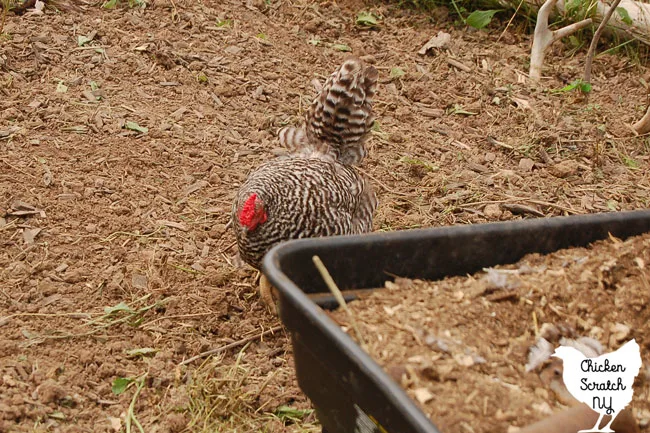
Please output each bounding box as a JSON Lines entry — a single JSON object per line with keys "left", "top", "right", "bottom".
{"left": 232, "top": 57, "right": 379, "bottom": 312}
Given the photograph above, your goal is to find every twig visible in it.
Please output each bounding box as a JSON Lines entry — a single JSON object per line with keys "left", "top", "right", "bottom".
{"left": 498, "top": 0, "right": 526, "bottom": 43}
{"left": 0, "top": 159, "right": 37, "bottom": 179}
{"left": 312, "top": 255, "right": 366, "bottom": 346}
{"left": 356, "top": 167, "right": 409, "bottom": 197}
{"left": 169, "top": 0, "right": 179, "bottom": 22}
{"left": 502, "top": 203, "right": 545, "bottom": 217}
{"left": 446, "top": 57, "right": 472, "bottom": 73}
{"left": 141, "top": 312, "right": 213, "bottom": 328}
{"left": 584, "top": 0, "right": 623, "bottom": 85}
{"left": 0, "top": 0, "right": 8, "bottom": 35}
{"left": 179, "top": 325, "right": 283, "bottom": 366}
{"left": 101, "top": 226, "right": 163, "bottom": 242}
{"left": 524, "top": 198, "right": 581, "bottom": 215}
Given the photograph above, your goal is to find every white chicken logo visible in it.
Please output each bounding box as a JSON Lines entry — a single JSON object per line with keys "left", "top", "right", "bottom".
{"left": 552, "top": 339, "right": 642, "bottom": 432}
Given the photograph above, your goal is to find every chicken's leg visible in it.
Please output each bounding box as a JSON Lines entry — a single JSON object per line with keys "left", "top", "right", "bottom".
{"left": 259, "top": 273, "right": 279, "bottom": 315}
{"left": 578, "top": 412, "right": 604, "bottom": 432}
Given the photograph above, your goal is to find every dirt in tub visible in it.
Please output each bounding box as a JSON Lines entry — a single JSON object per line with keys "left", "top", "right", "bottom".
{"left": 329, "top": 232, "right": 650, "bottom": 433}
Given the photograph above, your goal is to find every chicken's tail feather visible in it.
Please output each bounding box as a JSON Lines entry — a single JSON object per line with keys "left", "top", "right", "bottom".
{"left": 278, "top": 125, "right": 309, "bottom": 152}
{"left": 303, "top": 57, "right": 378, "bottom": 165}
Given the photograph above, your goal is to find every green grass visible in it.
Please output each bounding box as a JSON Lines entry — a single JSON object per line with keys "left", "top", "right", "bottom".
{"left": 102, "top": 0, "right": 147, "bottom": 9}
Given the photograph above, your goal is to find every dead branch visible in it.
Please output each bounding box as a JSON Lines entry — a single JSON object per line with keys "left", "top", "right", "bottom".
{"left": 633, "top": 105, "right": 650, "bottom": 134}
{"left": 178, "top": 325, "right": 283, "bottom": 366}
{"left": 529, "top": 0, "right": 593, "bottom": 83}
{"left": 584, "top": 0, "right": 623, "bottom": 85}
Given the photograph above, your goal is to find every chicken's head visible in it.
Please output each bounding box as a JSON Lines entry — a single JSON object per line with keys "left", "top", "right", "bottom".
{"left": 239, "top": 193, "right": 267, "bottom": 233}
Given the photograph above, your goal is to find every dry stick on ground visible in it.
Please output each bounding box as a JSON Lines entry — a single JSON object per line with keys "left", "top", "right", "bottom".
{"left": 179, "top": 325, "right": 283, "bottom": 366}
{"left": 356, "top": 167, "right": 409, "bottom": 197}
{"left": 529, "top": 0, "right": 593, "bottom": 83}
{"left": 584, "top": 0, "right": 623, "bottom": 85}
{"left": 312, "top": 255, "right": 366, "bottom": 346}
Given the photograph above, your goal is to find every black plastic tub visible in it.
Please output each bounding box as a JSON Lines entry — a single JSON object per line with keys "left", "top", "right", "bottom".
{"left": 262, "top": 209, "right": 650, "bottom": 433}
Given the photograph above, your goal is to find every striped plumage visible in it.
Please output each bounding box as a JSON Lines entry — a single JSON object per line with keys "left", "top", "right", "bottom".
{"left": 232, "top": 57, "right": 378, "bottom": 269}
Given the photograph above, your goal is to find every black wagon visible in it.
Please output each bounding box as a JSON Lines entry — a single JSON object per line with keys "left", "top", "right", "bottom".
{"left": 262, "top": 209, "right": 650, "bottom": 433}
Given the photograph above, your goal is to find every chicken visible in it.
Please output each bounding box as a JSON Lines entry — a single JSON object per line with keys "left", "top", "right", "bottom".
{"left": 552, "top": 339, "right": 642, "bottom": 432}
{"left": 232, "top": 57, "right": 379, "bottom": 313}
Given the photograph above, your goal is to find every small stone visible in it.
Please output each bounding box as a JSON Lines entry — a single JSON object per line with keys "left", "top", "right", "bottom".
{"left": 131, "top": 274, "right": 148, "bottom": 290}
{"left": 108, "top": 416, "right": 122, "bottom": 432}
{"left": 412, "top": 387, "right": 434, "bottom": 404}
{"left": 483, "top": 204, "right": 502, "bottom": 219}
{"left": 518, "top": 158, "right": 535, "bottom": 172}
{"left": 549, "top": 160, "right": 579, "bottom": 178}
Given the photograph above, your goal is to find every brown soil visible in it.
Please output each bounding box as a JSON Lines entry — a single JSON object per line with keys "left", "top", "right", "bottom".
{"left": 0, "top": 0, "right": 649, "bottom": 432}
{"left": 330, "top": 232, "right": 650, "bottom": 433}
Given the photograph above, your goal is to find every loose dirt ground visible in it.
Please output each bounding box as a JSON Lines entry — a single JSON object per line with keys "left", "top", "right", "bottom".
{"left": 0, "top": 0, "right": 649, "bottom": 432}
{"left": 331, "top": 232, "right": 650, "bottom": 432}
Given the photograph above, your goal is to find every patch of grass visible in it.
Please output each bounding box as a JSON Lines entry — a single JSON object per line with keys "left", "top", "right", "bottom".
{"left": 400, "top": 156, "right": 439, "bottom": 172}
{"left": 185, "top": 347, "right": 320, "bottom": 433}
{"left": 102, "top": 0, "right": 147, "bottom": 9}
{"left": 216, "top": 18, "right": 233, "bottom": 28}
{"left": 623, "top": 155, "right": 640, "bottom": 169}
{"left": 389, "top": 66, "right": 405, "bottom": 80}
{"left": 550, "top": 78, "right": 592, "bottom": 94}
{"left": 356, "top": 11, "right": 381, "bottom": 28}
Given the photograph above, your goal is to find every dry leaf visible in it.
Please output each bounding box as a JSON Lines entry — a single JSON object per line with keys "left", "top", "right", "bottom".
{"left": 22, "top": 228, "right": 42, "bottom": 244}
{"left": 511, "top": 96, "right": 531, "bottom": 110}
{"left": 418, "top": 31, "right": 451, "bottom": 55}
{"left": 108, "top": 416, "right": 122, "bottom": 432}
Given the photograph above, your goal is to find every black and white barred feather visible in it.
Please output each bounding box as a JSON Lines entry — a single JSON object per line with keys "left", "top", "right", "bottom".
{"left": 279, "top": 57, "right": 378, "bottom": 165}
{"left": 233, "top": 158, "right": 377, "bottom": 268}
{"left": 232, "top": 57, "right": 378, "bottom": 269}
